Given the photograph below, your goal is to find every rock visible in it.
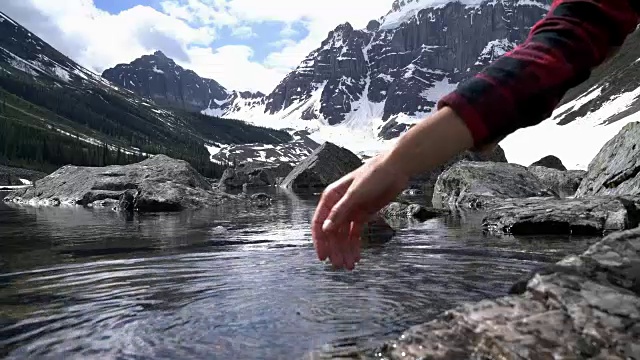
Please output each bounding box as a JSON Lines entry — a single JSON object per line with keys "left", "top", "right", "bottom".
{"left": 249, "top": 193, "right": 272, "bottom": 208}
{"left": 280, "top": 142, "right": 362, "bottom": 190}
{"left": 529, "top": 155, "right": 567, "bottom": 170}
{"left": 0, "top": 165, "right": 47, "bottom": 186}
{"left": 576, "top": 122, "right": 640, "bottom": 197}
{"left": 360, "top": 215, "right": 396, "bottom": 246}
{"left": 432, "top": 161, "right": 556, "bottom": 208}
{"left": 381, "top": 202, "right": 450, "bottom": 222}
{"left": 482, "top": 196, "right": 640, "bottom": 235}
{"left": 527, "top": 166, "right": 586, "bottom": 198}
{"left": 219, "top": 162, "right": 293, "bottom": 190}
{"left": 409, "top": 145, "right": 508, "bottom": 200}
{"left": 4, "top": 155, "right": 239, "bottom": 212}
{"left": 376, "top": 225, "right": 640, "bottom": 359}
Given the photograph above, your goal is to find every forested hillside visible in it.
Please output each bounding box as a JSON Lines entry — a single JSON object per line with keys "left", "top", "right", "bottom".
{"left": 0, "top": 11, "right": 291, "bottom": 178}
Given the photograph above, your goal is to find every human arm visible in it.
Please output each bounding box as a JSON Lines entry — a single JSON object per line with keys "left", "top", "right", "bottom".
{"left": 313, "top": 0, "right": 640, "bottom": 270}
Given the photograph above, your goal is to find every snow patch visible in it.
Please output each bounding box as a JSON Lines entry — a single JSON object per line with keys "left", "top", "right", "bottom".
{"left": 419, "top": 76, "right": 458, "bottom": 103}
{"left": 501, "top": 86, "right": 640, "bottom": 170}
{"left": 152, "top": 66, "right": 164, "bottom": 74}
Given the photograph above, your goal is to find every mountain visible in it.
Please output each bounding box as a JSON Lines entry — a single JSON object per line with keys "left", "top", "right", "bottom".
{"left": 0, "top": 10, "right": 291, "bottom": 177}
{"left": 102, "top": 0, "right": 640, "bottom": 167}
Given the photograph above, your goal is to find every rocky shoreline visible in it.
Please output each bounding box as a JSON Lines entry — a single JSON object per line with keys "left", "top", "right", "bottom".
{"left": 2, "top": 117, "right": 639, "bottom": 358}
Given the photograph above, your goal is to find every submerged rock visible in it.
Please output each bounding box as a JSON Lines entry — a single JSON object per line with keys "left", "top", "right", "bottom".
{"left": 3, "top": 155, "right": 240, "bottom": 212}
{"left": 377, "top": 225, "right": 640, "bottom": 359}
{"left": 360, "top": 215, "right": 396, "bottom": 246}
{"left": 381, "top": 202, "right": 450, "bottom": 222}
{"left": 576, "top": 121, "right": 640, "bottom": 197}
{"left": 280, "top": 142, "right": 362, "bottom": 190}
{"left": 483, "top": 196, "right": 640, "bottom": 235}
{"left": 529, "top": 155, "right": 567, "bottom": 171}
{"left": 432, "top": 161, "right": 556, "bottom": 208}
{"left": 527, "top": 166, "right": 586, "bottom": 198}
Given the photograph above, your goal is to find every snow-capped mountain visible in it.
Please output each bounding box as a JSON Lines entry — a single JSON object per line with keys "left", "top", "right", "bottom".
{"left": 101, "top": 51, "right": 267, "bottom": 114}
{"left": 104, "top": 0, "right": 550, "bottom": 150}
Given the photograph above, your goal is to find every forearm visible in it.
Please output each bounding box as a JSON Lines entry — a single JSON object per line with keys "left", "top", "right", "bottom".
{"left": 438, "top": 0, "right": 639, "bottom": 148}
{"left": 384, "top": 106, "right": 473, "bottom": 177}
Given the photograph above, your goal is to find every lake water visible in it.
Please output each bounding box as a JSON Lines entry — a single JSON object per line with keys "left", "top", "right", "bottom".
{"left": 0, "top": 189, "right": 597, "bottom": 359}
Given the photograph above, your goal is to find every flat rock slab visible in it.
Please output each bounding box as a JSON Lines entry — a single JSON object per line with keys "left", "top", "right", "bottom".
{"left": 482, "top": 196, "right": 640, "bottom": 235}
{"left": 376, "top": 226, "right": 640, "bottom": 359}
{"left": 3, "top": 155, "right": 240, "bottom": 212}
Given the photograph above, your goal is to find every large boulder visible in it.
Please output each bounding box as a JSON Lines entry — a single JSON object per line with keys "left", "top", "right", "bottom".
{"left": 408, "top": 145, "right": 508, "bottom": 200}
{"left": 432, "top": 161, "right": 556, "bottom": 208}
{"left": 576, "top": 122, "right": 640, "bottom": 197}
{"left": 219, "top": 162, "right": 293, "bottom": 190}
{"left": 483, "top": 196, "right": 640, "bottom": 235}
{"left": 527, "top": 166, "right": 586, "bottom": 198}
{"left": 376, "top": 225, "right": 640, "bottom": 359}
{"left": 3, "top": 155, "right": 239, "bottom": 212}
{"left": 280, "top": 142, "right": 362, "bottom": 190}
{"left": 529, "top": 155, "right": 567, "bottom": 170}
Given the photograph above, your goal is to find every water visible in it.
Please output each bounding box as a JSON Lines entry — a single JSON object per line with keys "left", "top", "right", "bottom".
{"left": 0, "top": 189, "right": 597, "bottom": 359}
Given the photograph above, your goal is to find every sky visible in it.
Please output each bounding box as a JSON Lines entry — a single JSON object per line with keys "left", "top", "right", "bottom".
{"left": 0, "top": 0, "right": 394, "bottom": 93}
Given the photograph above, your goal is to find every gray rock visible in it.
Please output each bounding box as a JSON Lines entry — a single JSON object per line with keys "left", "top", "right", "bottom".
{"left": 0, "top": 165, "right": 47, "bottom": 186}
{"left": 3, "top": 155, "right": 239, "bottom": 212}
{"left": 529, "top": 155, "right": 567, "bottom": 170}
{"left": 527, "top": 166, "right": 586, "bottom": 198}
{"left": 376, "top": 225, "right": 640, "bottom": 359}
{"left": 381, "top": 202, "right": 450, "bottom": 222}
{"left": 219, "top": 162, "right": 293, "bottom": 190}
{"left": 482, "top": 196, "right": 640, "bottom": 235}
{"left": 360, "top": 215, "right": 396, "bottom": 246}
{"left": 432, "top": 161, "right": 556, "bottom": 208}
{"left": 409, "top": 145, "right": 508, "bottom": 200}
{"left": 280, "top": 142, "right": 362, "bottom": 190}
{"left": 576, "top": 122, "right": 640, "bottom": 197}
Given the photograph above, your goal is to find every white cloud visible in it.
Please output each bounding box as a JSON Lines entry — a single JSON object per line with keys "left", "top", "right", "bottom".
{"left": 231, "top": 25, "right": 256, "bottom": 39}
{"left": 0, "top": 0, "right": 395, "bottom": 93}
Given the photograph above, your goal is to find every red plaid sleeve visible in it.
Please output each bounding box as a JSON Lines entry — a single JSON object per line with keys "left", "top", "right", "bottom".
{"left": 437, "top": 0, "right": 640, "bottom": 148}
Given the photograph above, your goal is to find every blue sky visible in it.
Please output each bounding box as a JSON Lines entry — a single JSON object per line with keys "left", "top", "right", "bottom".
{"left": 0, "top": 0, "right": 392, "bottom": 92}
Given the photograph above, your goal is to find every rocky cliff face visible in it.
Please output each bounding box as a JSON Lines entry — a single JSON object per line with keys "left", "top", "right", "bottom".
{"left": 101, "top": 51, "right": 265, "bottom": 114}
{"left": 103, "top": 0, "right": 550, "bottom": 141}
{"left": 263, "top": 0, "right": 549, "bottom": 136}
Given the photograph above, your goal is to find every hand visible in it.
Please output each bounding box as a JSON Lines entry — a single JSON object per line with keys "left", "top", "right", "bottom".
{"left": 311, "top": 153, "right": 410, "bottom": 270}
{"left": 310, "top": 107, "right": 475, "bottom": 271}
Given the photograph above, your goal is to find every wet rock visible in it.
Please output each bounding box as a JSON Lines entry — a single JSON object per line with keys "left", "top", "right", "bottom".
{"left": 529, "top": 155, "right": 567, "bottom": 170}
{"left": 4, "top": 155, "right": 239, "bottom": 212}
{"left": 360, "top": 215, "right": 396, "bottom": 246}
{"left": 381, "top": 202, "right": 450, "bottom": 222}
{"left": 249, "top": 193, "right": 272, "bottom": 208}
{"left": 576, "top": 121, "right": 640, "bottom": 197}
{"left": 377, "top": 225, "right": 640, "bottom": 360}
{"left": 527, "top": 166, "right": 586, "bottom": 198}
{"left": 482, "top": 196, "right": 640, "bottom": 235}
{"left": 432, "top": 161, "right": 556, "bottom": 208}
{"left": 219, "top": 162, "right": 293, "bottom": 190}
{"left": 281, "top": 142, "right": 362, "bottom": 190}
